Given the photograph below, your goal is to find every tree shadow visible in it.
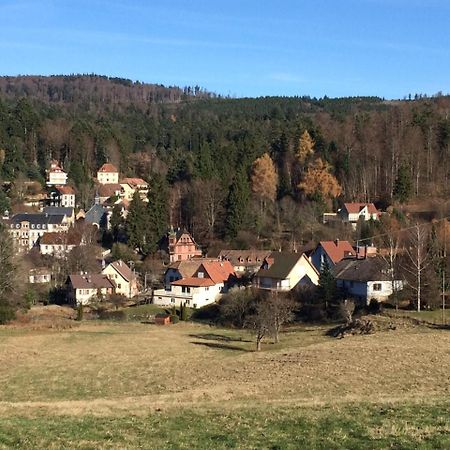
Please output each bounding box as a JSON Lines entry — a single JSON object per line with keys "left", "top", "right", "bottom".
{"left": 190, "top": 341, "right": 253, "bottom": 352}
{"left": 188, "top": 333, "right": 252, "bottom": 343}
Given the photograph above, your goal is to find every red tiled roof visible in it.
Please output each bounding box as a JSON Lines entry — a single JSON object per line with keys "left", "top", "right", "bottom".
{"left": 98, "top": 184, "right": 121, "bottom": 197}
{"left": 200, "top": 260, "right": 236, "bottom": 284}
{"left": 56, "top": 186, "right": 75, "bottom": 195}
{"left": 172, "top": 277, "right": 216, "bottom": 287}
{"left": 120, "top": 178, "right": 148, "bottom": 186}
{"left": 344, "top": 203, "right": 380, "bottom": 215}
{"left": 40, "top": 232, "right": 81, "bottom": 246}
{"left": 320, "top": 240, "right": 356, "bottom": 264}
{"left": 98, "top": 163, "right": 119, "bottom": 173}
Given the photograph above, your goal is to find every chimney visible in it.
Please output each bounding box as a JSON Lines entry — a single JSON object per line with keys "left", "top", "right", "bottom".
{"left": 334, "top": 238, "right": 339, "bottom": 246}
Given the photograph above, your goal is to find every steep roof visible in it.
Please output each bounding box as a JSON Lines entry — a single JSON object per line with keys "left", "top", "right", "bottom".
{"left": 319, "top": 240, "right": 356, "bottom": 264}
{"left": 85, "top": 204, "right": 107, "bottom": 226}
{"left": 107, "top": 260, "right": 134, "bottom": 282}
{"left": 68, "top": 274, "right": 115, "bottom": 289}
{"left": 98, "top": 163, "right": 119, "bottom": 173}
{"left": 120, "top": 178, "right": 148, "bottom": 187}
{"left": 333, "top": 256, "right": 392, "bottom": 282}
{"left": 167, "top": 260, "right": 203, "bottom": 278}
{"left": 256, "top": 252, "right": 305, "bottom": 280}
{"left": 200, "top": 260, "right": 236, "bottom": 284}
{"left": 97, "top": 184, "right": 121, "bottom": 198}
{"left": 343, "top": 203, "right": 380, "bottom": 215}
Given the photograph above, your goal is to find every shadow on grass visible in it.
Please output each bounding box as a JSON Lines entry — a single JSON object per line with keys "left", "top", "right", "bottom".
{"left": 189, "top": 333, "right": 252, "bottom": 343}
{"left": 190, "top": 341, "right": 253, "bottom": 352}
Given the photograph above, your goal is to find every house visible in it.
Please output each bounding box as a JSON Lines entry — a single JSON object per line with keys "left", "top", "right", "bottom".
{"left": 48, "top": 186, "right": 75, "bottom": 208}
{"left": 97, "top": 163, "right": 119, "bottom": 185}
{"left": 153, "top": 260, "right": 236, "bottom": 308}
{"left": 162, "top": 227, "right": 202, "bottom": 262}
{"left": 46, "top": 160, "right": 67, "bottom": 186}
{"left": 340, "top": 203, "right": 381, "bottom": 229}
{"left": 29, "top": 268, "right": 52, "bottom": 284}
{"left": 42, "top": 206, "right": 75, "bottom": 226}
{"left": 95, "top": 183, "right": 122, "bottom": 205}
{"left": 311, "top": 240, "right": 356, "bottom": 272}
{"left": 102, "top": 260, "right": 139, "bottom": 298}
{"left": 333, "top": 256, "right": 403, "bottom": 304}
{"left": 254, "top": 252, "right": 319, "bottom": 291}
{"left": 163, "top": 259, "right": 205, "bottom": 289}
{"left": 39, "top": 231, "right": 82, "bottom": 257}
{"left": 120, "top": 178, "right": 149, "bottom": 201}
{"left": 66, "top": 274, "right": 116, "bottom": 305}
{"left": 218, "top": 249, "right": 271, "bottom": 274}
{"left": 155, "top": 313, "right": 171, "bottom": 325}
{"left": 4, "top": 212, "right": 69, "bottom": 252}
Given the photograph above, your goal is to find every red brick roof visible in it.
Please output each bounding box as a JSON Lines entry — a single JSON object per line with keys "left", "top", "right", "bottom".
{"left": 320, "top": 240, "right": 356, "bottom": 264}
{"left": 98, "top": 184, "right": 121, "bottom": 197}
{"left": 98, "top": 163, "right": 119, "bottom": 173}
{"left": 343, "top": 203, "right": 380, "bottom": 215}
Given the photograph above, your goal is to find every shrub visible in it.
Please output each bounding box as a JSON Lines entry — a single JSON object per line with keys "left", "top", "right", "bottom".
{"left": 76, "top": 303, "right": 83, "bottom": 321}
{"left": 0, "top": 304, "right": 15, "bottom": 324}
{"left": 170, "top": 314, "right": 179, "bottom": 324}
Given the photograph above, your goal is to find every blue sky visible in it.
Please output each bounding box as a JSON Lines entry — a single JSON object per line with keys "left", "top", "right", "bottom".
{"left": 0, "top": 0, "right": 449, "bottom": 98}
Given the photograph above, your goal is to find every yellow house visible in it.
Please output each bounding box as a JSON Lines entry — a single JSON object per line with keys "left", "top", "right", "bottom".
{"left": 102, "top": 260, "right": 139, "bottom": 298}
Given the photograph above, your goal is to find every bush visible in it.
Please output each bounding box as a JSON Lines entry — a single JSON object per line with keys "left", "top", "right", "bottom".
{"left": 76, "top": 303, "right": 83, "bottom": 321}
{"left": 0, "top": 304, "right": 15, "bottom": 324}
{"left": 170, "top": 314, "right": 179, "bottom": 324}
{"left": 97, "top": 310, "right": 127, "bottom": 321}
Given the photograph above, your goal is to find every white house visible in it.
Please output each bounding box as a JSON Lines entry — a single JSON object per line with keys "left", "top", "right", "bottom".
{"left": 254, "top": 252, "right": 319, "bottom": 291}
{"left": 39, "top": 231, "right": 81, "bottom": 257}
{"left": 46, "top": 160, "right": 67, "bottom": 186}
{"left": 153, "top": 260, "right": 236, "bottom": 308}
{"left": 48, "top": 186, "right": 75, "bottom": 208}
{"left": 333, "top": 256, "right": 403, "bottom": 304}
{"left": 97, "top": 163, "right": 119, "bottom": 185}
{"left": 339, "top": 203, "right": 381, "bottom": 229}
{"left": 102, "top": 260, "right": 139, "bottom": 298}
{"left": 66, "top": 274, "right": 115, "bottom": 305}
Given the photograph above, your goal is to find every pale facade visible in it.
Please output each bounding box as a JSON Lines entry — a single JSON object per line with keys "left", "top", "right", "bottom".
{"left": 102, "top": 260, "right": 139, "bottom": 298}
{"left": 46, "top": 161, "right": 67, "bottom": 186}
{"left": 97, "top": 163, "right": 119, "bottom": 185}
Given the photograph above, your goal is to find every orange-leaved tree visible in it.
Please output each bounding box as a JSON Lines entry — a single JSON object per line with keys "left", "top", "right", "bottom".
{"left": 298, "top": 158, "right": 341, "bottom": 199}
{"left": 296, "top": 130, "right": 315, "bottom": 165}
{"left": 251, "top": 153, "right": 278, "bottom": 211}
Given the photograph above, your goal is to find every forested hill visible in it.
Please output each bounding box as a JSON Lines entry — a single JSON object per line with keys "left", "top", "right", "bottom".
{"left": 0, "top": 75, "right": 214, "bottom": 108}
{"left": 0, "top": 75, "right": 449, "bottom": 242}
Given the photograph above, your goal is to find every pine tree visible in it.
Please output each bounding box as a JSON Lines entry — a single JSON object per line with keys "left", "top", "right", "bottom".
{"left": 0, "top": 225, "right": 17, "bottom": 324}
{"left": 110, "top": 204, "right": 124, "bottom": 242}
{"left": 317, "top": 259, "right": 336, "bottom": 310}
{"left": 225, "top": 167, "right": 250, "bottom": 238}
{"left": 393, "top": 164, "right": 412, "bottom": 203}
{"left": 126, "top": 191, "right": 149, "bottom": 254}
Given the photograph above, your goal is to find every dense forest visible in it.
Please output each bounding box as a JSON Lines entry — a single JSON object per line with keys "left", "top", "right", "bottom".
{"left": 1, "top": 75, "right": 449, "bottom": 250}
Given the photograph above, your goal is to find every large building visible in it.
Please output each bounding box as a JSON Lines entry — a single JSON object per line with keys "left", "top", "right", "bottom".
{"left": 97, "top": 163, "right": 119, "bottom": 185}
{"left": 164, "top": 227, "right": 202, "bottom": 262}
{"left": 48, "top": 186, "right": 75, "bottom": 208}
{"left": 46, "top": 160, "right": 68, "bottom": 186}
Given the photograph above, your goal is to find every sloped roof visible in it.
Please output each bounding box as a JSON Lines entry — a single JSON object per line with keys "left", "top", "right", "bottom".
{"left": 10, "top": 213, "right": 65, "bottom": 226}
{"left": 218, "top": 249, "right": 271, "bottom": 267}
{"left": 85, "top": 204, "right": 107, "bottom": 226}
{"left": 319, "top": 240, "right": 356, "bottom": 264}
{"left": 167, "top": 260, "right": 203, "bottom": 278}
{"left": 343, "top": 203, "right": 380, "bottom": 215}
{"left": 56, "top": 186, "right": 75, "bottom": 195}
{"left": 98, "top": 163, "right": 119, "bottom": 173}
{"left": 107, "top": 260, "right": 134, "bottom": 282}
{"left": 172, "top": 277, "right": 216, "bottom": 287}
{"left": 43, "top": 206, "right": 74, "bottom": 217}
{"left": 120, "top": 178, "right": 148, "bottom": 187}
{"left": 97, "top": 184, "right": 121, "bottom": 198}
{"left": 333, "top": 256, "right": 391, "bottom": 282}
{"left": 256, "top": 252, "right": 305, "bottom": 280}
{"left": 200, "top": 260, "right": 236, "bottom": 284}
{"left": 69, "top": 274, "right": 115, "bottom": 289}
{"left": 40, "top": 231, "right": 81, "bottom": 246}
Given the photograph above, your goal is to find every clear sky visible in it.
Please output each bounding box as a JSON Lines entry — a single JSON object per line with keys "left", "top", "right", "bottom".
{"left": 0, "top": 0, "right": 449, "bottom": 98}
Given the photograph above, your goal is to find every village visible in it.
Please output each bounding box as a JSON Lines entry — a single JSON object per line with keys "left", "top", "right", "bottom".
{"left": 1, "top": 158, "right": 428, "bottom": 323}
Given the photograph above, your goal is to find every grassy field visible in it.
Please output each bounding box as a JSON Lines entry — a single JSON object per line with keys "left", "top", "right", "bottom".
{"left": 0, "top": 314, "right": 449, "bottom": 448}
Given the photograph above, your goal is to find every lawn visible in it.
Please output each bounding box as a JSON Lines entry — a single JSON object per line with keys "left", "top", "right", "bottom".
{"left": 0, "top": 315, "right": 449, "bottom": 448}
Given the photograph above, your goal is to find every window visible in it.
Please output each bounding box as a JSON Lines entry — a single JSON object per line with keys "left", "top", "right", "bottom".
{"left": 205, "top": 286, "right": 209, "bottom": 291}
{"left": 373, "top": 283, "right": 382, "bottom": 291}
{"left": 118, "top": 284, "right": 121, "bottom": 289}
{"left": 171, "top": 298, "right": 175, "bottom": 303}
{"left": 198, "top": 271, "right": 204, "bottom": 278}
{"left": 182, "top": 286, "right": 191, "bottom": 294}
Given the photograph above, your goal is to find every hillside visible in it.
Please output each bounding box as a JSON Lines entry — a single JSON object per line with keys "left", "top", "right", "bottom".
{"left": 0, "top": 75, "right": 449, "bottom": 246}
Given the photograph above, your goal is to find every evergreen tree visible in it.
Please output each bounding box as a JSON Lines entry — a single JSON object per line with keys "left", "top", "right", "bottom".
{"left": 225, "top": 167, "right": 250, "bottom": 238}
{"left": 393, "top": 164, "right": 412, "bottom": 203}
{"left": 147, "top": 174, "right": 169, "bottom": 253}
{"left": 317, "top": 259, "right": 336, "bottom": 310}
{"left": 126, "top": 191, "right": 150, "bottom": 254}
{"left": 0, "top": 189, "right": 10, "bottom": 215}
{"left": 0, "top": 224, "right": 17, "bottom": 323}
{"left": 110, "top": 204, "right": 124, "bottom": 242}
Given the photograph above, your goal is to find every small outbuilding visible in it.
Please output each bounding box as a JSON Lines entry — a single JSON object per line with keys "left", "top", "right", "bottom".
{"left": 154, "top": 313, "right": 171, "bottom": 325}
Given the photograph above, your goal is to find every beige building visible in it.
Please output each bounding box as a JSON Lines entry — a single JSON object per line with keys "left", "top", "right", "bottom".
{"left": 97, "top": 163, "right": 119, "bottom": 185}
{"left": 46, "top": 160, "right": 67, "bottom": 186}
{"left": 102, "top": 260, "right": 139, "bottom": 298}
